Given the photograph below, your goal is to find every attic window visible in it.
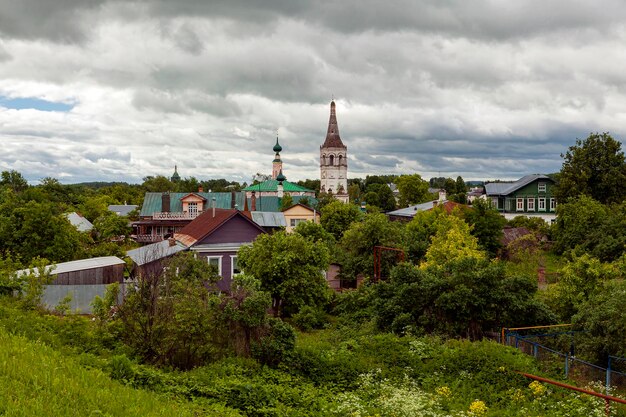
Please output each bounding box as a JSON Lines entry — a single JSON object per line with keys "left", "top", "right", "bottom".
{"left": 538, "top": 182, "right": 546, "bottom": 192}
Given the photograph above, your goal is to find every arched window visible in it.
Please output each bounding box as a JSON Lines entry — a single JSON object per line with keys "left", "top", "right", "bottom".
{"left": 329, "top": 155, "right": 334, "bottom": 165}
{"left": 338, "top": 155, "right": 343, "bottom": 166}
{"left": 322, "top": 154, "right": 326, "bottom": 165}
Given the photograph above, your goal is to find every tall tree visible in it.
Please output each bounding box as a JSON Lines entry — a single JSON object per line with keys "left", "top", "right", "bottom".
{"left": 320, "top": 200, "right": 363, "bottom": 240}
{"left": 396, "top": 174, "right": 429, "bottom": 207}
{"left": 237, "top": 231, "right": 330, "bottom": 317}
{"left": 0, "top": 170, "right": 28, "bottom": 193}
{"left": 555, "top": 132, "right": 626, "bottom": 204}
{"left": 462, "top": 198, "right": 506, "bottom": 257}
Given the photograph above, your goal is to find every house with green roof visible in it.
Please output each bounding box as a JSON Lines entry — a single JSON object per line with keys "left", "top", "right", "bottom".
{"left": 243, "top": 179, "right": 316, "bottom": 198}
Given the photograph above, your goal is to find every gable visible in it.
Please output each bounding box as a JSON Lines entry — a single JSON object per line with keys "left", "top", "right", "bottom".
{"left": 283, "top": 204, "right": 315, "bottom": 216}
{"left": 198, "top": 214, "right": 265, "bottom": 245}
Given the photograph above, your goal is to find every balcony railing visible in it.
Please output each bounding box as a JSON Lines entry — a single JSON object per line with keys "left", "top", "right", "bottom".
{"left": 135, "top": 234, "right": 165, "bottom": 243}
{"left": 152, "top": 211, "right": 202, "bottom": 220}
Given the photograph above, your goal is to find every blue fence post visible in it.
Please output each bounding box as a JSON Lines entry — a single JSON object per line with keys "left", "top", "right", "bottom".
{"left": 515, "top": 335, "right": 519, "bottom": 349}
{"left": 565, "top": 353, "right": 569, "bottom": 378}
{"left": 533, "top": 343, "right": 538, "bottom": 359}
{"left": 606, "top": 356, "right": 612, "bottom": 394}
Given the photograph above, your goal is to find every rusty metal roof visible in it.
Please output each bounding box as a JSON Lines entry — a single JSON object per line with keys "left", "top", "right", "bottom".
{"left": 174, "top": 209, "right": 264, "bottom": 247}
{"left": 321, "top": 101, "right": 347, "bottom": 149}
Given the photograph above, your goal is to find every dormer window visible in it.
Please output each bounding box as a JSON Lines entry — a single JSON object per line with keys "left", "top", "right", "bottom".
{"left": 188, "top": 202, "right": 198, "bottom": 216}
{"left": 538, "top": 182, "right": 546, "bottom": 193}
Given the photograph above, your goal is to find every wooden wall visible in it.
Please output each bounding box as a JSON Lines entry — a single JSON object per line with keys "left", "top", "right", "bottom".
{"left": 52, "top": 264, "right": 124, "bottom": 285}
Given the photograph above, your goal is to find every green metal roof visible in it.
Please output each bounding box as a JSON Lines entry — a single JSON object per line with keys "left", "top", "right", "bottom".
{"left": 140, "top": 192, "right": 247, "bottom": 217}
{"left": 139, "top": 192, "right": 317, "bottom": 216}
{"left": 243, "top": 179, "right": 314, "bottom": 193}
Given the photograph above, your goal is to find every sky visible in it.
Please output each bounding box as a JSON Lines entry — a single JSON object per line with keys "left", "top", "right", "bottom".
{"left": 1, "top": 1, "right": 626, "bottom": 185}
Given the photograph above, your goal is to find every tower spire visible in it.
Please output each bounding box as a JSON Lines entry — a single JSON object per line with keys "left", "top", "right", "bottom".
{"left": 272, "top": 132, "right": 283, "bottom": 180}
{"left": 322, "top": 100, "right": 346, "bottom": 149}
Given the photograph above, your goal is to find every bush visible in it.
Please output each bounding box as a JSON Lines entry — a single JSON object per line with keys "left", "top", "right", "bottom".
{"left": 291, "top": 306, "right": 328, "bottom": 332}
{"left": 251, "top": 318, "right": 296, "bottom": 367}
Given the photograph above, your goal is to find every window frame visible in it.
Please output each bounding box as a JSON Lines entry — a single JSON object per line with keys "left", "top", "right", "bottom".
{"left": 206, "top": 256, "right": 223, "bottom": 276}
{"left": 550, "top": 198, "right": 556, "bottom": 211}
{"left": 230, "top": 255, "right": 242, "bottom": 277}
{"left": 516, "top": 198, "right": 524, "bottom": 211}
{"left": 538, "top": 182, "right": 547, "bottom": 193}
{"left": 527, "top": 197, "right": 535, "bottom": 211}
{"left": 538, "top": 198, "right": 546, "bottom": 211}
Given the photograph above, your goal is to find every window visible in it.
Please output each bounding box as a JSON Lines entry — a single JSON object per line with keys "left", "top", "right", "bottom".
{"left": 538, "top": 198, "right": 546, "bottom": 211}
{"left": 207, "top": 256, "right": 222, "bottom": 276}
{"left": 290, "top": 218, "right": 306, "bottom": 227}
{"left": 329, "top": 155, "right": 334, "bottom": 165}
{"left": 187, "top": 202, "right": 198, "bottom": 216}
{"left": 516, "top": 198, "right": 524, "bottom": 211}
{"left": 527, "top": 198, "right": 535, "bottom": 211}
{"left": 491, "top": 197, "right": 499, "bottom": 209}
{"left": 231, "top": 256, "right": 242, "bottom": 276}
{"left": 550, "top": 198, "right": 556, "bottom": 211}
{"left": 538, "top": 182, "right": 546, "bottom": 193}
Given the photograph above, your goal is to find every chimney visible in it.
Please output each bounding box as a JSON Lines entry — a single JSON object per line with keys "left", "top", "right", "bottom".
{"left": 162, "top": 192, "right": 170, "bottom": 213}
{"left": 439, "top": 190, "right": 446, "bottom": 201}
{"left": 231, "top": 191, "right": 236, "bottom": 209}
{"left": 251, "top": 191, "right": 257, "bottom": 211}
{"left": 212, "top": 197, "right": 216, "bottom": 217}
{"left": 198, "top": 186, "right": 203, "bottom": 193}
{"left": 168, "top": 237, "right": 176, "bottom": 247}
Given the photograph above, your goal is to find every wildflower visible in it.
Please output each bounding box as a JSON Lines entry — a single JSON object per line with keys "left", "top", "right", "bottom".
{"left": 497, "top": 366, "right": 506, "bottom": 372}
{"left": 468, "top": 399, "right": 488, "bottom": 416}
{"left": 529, "top": 380, "right": 546, "bottom": 397}
{"left": 436, "top": 386, "right": 451, "bottom": 398}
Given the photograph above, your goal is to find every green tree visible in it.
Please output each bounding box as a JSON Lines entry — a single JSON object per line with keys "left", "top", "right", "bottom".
{"left": 374, "top": 258, "right": 555, "bottom": 339}
{"left": 0, "top": 170, "right": 28, "bottom": 193}
{"left": 422, "top": 215, "right": 486, "bottom": 268}
{"left": 555, "top": 132, "right": 626, "bottom": 204}
{"left": 280, "top": 194, "right": 294, "bottom": 210}
{"left": 552, "top": 195, "right": 607, "bottom": 256}
{"left": 78, "top": 195, "right": 112, "bottom": 223}
{"left": 118, "top": 252, "right": 222, "bottom": 368}
{"left": 320, "top": 200, "right": 363, "bottom": 240}
{"left": 396, "top": 174, "right": 429, "bottom": 207}
{"left": 141, "top": 175, "right": 174, "bottom": 193}
{"left": 404, "top": 207, "right": 447, "bottom": 263}
{"left": 455, "top": 176, "right": 466, "bottom": 193}
{"left": 93, "top": 212, "right": 132, "bottom": 241}
{"left": 340, "top": 213, "right": 405, "bottom": 280}
{"left": 293, "top": 221, "right": 335, "bottom": 249}
{"left": 443, "top": 178, "right": 457, "bottom": 195}
{"left": 462, "top": 198, "right": 506, "bottom": 257}
{"left": 238, "top": 231, "right": 330, "bottom": 317}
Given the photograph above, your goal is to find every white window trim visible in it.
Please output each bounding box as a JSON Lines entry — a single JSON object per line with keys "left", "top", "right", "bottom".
{"left": 230, "top": 255, "right": 241, "bottom": 277}
{"left": 516, "top": 198, "right": 524, "bottom": 212}
{"left": 527, "top": 197, "right": 535, "bottom": 211}
{"left": 550, "top": 198, "right": 556, "bottom": 211}
{"left": 207, "top": 255, "right": 223, "bottom": 276}
{"left": 491, "top": 197, "right": 499, "bottom": 209}
{"left": 538, "top": 182, "right": 547, "bottom": 193}
{"left": 538, "top": 198, "right": 546, "bottom": 211}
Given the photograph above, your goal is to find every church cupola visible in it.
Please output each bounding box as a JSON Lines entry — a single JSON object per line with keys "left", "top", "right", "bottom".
{"left": 171, "top": 165, "right": 181, "bottom": 182}
{"left": 272, "top": 135, "right": 283, "bottom": 179}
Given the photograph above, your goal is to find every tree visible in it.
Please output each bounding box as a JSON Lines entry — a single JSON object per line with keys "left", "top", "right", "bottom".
{"left": 443, "top": 178, "right": 457, "bottom": 195}
{"left": 422, "top": 215, "right": 486, "bottom": 268}
{"left": 552, "top": 195, "right": 607, "bottom": 256}
{"left": 340, "top": 213, "right": 405, "bottom": 280}
{"left": 396, "top": 174, "right": 429, "bottom": 207}
{"left": 117, "top": 252, "right": 222, "bottom": 368}
{"left": 293, "top": 220, "right": 335, "bottom": 250}
{"left": 404, "top": 207, "right": 447, "bottom": 263}
{"left": 141, "top": 175, "right": 174, "bottom": 192}
{"left": 93, "top": 212, "right": 132, "bottom": 241}
{"left": 555, "top": 132, "right": 626, "bottom": 204}
{"left": 320, "top": 200, "right": 363, "bottom": 240}
{"left": 0, "top": 170, "right": 28, "bottom": 193}
{"left": 373, "top": 258, "right": 555, "bottom": 339}
{"left": 237, "top": 231, "right": 330, "bottom": 317}
{"left": 462, "top": 198, "right": 506, "bottom": 257}
{"left": 280, "top": 194, "right": 293, "bottom": 210}
{"left": 455, "top": 176, "right": 466, "bottom": 193}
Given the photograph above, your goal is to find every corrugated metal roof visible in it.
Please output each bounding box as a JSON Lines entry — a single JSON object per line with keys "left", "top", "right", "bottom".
{"left": 243, "top": 180, "right": 314, "bottom": 193}
{"left": 249, "top": 195, "right": 318, "bottom": 212}
{"left": 16, "top": 256, "right": 125, "bottom": 277}
{"left": 126, "top": 240, "right": 187, "bottom": 266}
{"left": 251, "top": 212, "right": 287, "bottom": 227}
{"left": 65, "top": 212, "right": 93, "bottom": 232}
{"left": 485, "top": 174, "right": 552, "bottom": 196}
{"left": 386, "top": 200, "right": 463, "bottom": 218}
{"left": 108, "top": 205, "right": 138, "bottom": 216}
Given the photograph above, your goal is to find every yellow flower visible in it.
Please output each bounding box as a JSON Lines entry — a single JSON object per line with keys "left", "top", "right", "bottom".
{"left": 529, "top": 380, "right": 546, "bottom": 397}
{"left": 468, "top": 399, "right": 488, "bottom": 416}
{"left": 511, "top": 388, "right": 525, "bottom": 402}
{"left": 436, "top": 386, "right": 452, "bottom": 398}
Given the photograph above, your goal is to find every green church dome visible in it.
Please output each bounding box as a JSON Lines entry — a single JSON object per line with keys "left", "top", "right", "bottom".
{"left": 273, "top": 137, "right": 282, "bottom": 153}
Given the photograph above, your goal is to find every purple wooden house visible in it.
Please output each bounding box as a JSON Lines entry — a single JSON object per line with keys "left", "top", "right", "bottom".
{"left": 174, "top": 208, "right": 266, "bottom": 291}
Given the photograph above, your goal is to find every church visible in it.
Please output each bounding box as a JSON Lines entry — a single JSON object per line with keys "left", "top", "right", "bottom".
{"left": 320, "top": 100, "right": 349, "bottom": 203}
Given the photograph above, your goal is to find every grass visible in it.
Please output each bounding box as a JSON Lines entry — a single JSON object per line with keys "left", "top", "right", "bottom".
{"left": 0, "top": 326, "right": 239, "bottom": 416}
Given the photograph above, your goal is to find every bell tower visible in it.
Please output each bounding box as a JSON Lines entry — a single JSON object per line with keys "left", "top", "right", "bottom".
{"left": 272, "top": 135, "right": 283, "bottom": 180}
{"left": 320, "top": 101, "right": 348, "bottom": 203}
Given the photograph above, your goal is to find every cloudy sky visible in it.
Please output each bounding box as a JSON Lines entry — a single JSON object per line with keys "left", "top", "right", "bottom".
{"left": 1, "top": 1, "right": 626, "bottom": 184}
